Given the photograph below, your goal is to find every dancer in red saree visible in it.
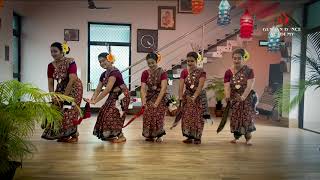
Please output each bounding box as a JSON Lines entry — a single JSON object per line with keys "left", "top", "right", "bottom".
{"left": 42, "top": 42, "right": 83, "bottom": 143}
{"left": 85, "top": 52, "right": 130, "bottom": 143}
{"left": 140, "top": 52, "right": 168, "bottom": 142}
{"left": 224, "top": 48, "right": 256, "bottom": 145}
{"left": 178, "top": 52, "right": 206, "bottom": 144}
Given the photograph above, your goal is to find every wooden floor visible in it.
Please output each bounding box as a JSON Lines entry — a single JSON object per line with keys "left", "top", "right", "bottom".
{"left": 14, "top": 115, "right": 320, "bottom": 180}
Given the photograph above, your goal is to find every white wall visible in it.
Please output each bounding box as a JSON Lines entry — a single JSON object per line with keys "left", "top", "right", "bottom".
{"left": 288, "top": 34, "right": 300, "bottom": 128}
{"left": 288, "top": 7, "right": 303, "bottom": 128}
{"left": 0, "top": 3, "right": 13, "bottom": 82}
{"left": 10, "top": 0, "right": 232, "bottom": 106}
{"left": 303, "top": 87, "right": 320, "bottom": 132}
{"left": 303, "top": 31, "right": 320, "bottom": 132}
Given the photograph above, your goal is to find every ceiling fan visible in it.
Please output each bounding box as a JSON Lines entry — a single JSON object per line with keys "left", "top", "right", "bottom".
{"left": 88, "top": 0, "right": 112, "bottom": 10}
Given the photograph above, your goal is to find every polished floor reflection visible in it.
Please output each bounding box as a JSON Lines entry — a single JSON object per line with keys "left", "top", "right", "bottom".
{"left": 15, "top": 115, "right": 320, "bottom": 180}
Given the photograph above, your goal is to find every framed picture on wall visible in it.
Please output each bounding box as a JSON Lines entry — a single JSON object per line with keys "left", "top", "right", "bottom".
{"left": 137, "top": 29, "right": 158, "bottom": 53}
{"left": 178, "top": 0, "right": 192, "bottom": 13}
{"left": 64, "top": 29, "right": 79, "bottom": 41}
{"left": 158, "top": 6, "right": 176, "bottom": 30}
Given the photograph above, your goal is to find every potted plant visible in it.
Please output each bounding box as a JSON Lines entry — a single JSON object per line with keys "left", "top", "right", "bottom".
{"left": 167, "top": 95, "right": 179, "bottom": 116}
{"left": 0, "top": 80, "right": 73, "bottom": 179}
{"left": 205, "top": 77, "right": 225, "bottom": 117}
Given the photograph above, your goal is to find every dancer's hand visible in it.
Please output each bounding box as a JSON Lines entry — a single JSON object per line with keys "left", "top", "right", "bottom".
{"left": 234, "top": 94, "right": 242, "bottom": 102}
{"left": 153, "top": 102, "right": 159, "bottom": 108}
{"left": 187, "top": 96, "right": 195, "bottom": 103}
{"left": 52, "top": 96, "right": 61, "bottom": 106}
{"left": 83, "top": 98, "right": 90, "bottom": 103}
{"left": 191, "top": 96, "right": 196, "bottom": 102}
{"left": 142, "top": 101, "right": 146, "bottom": 107}
{"left": 83, "top": 98, "right": 96, "bottom": 105}
{"left": 90, "top": 99, "right": 96, "bottom": 105}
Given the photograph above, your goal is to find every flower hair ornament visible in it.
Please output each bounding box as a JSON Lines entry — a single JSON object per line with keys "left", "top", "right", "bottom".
{"left": 62, "top": 41, "right": 69, "bottom": 55}
{"left": 106, "top": 53, "right": 116, "bottom": 63}
{"left": 156, "top": 52, "right": 161, "bottom": 63}
{"left": 197, "top": 52, "right": 203, "bottom": 63}
{"left": 243, "top": 49, "right": 250, "bottom": 62}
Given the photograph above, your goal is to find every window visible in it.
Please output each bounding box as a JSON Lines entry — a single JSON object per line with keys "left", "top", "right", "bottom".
{"left": 88, "top": 23, "right": 131, "bottom": 91}
{"left": 13, "top": 13, "right": 21, "bottom": 81}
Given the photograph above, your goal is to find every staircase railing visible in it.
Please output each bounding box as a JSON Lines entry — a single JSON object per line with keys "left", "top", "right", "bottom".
{"left": 122, "top": 6, "right": 244, "bottom": 92}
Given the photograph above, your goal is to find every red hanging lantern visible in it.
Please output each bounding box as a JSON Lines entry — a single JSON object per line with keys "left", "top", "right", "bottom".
{"left": 240, "top": 9, "right": 254, "bottom": 38}
{"left": 192, "top": 0, "right": 204, "bottom": 14}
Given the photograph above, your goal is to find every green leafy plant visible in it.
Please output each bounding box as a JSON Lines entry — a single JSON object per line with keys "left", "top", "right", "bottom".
{"left": 168, "top": 95, "right": 178, "bottom": 105}
{"left": 205, "top": 77, "right": 225, "bottom": 103}
{"left": 276, "top": 54, "right": 320, "bottom": 112}
{"left": 0, "top": 80, "right": 73, "bottom": 175}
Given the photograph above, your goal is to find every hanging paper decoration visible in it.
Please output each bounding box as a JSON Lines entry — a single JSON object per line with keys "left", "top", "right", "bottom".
{"left": 192, "top": 0, "right": 204, "bottom": 14}
{"left": 217, "top": 0, "right": 231, "bottom": 26}
{"left": 240, "top": 9, "right": 254, "bottom": 38}
{"left": 268, "top": 26, "right": 281, "bottom": 51}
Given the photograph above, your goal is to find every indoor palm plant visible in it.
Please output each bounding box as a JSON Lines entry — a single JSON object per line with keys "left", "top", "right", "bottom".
{"left": 276, "top": 54, "right": 320, "bottom": 112}
{"left": 205, "top": 77, "right": 225, "bottom": 117}
{"left": 275, "top": 17, "right": 320, "bottom": 113}
{"left": 0, "top": 80, "right": 73, "bottom": 179}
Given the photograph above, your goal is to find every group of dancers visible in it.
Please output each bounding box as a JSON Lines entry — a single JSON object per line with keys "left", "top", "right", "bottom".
{"left": 41, "top": 41, "right": 256, "bottom": 145}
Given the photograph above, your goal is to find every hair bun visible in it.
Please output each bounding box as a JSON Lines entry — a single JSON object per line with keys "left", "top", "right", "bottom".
{"left": 243, "top": 49, "right": 250, "bottom": 62}
{"left": 65, "top": 47, "right": 70, "bottom": 54}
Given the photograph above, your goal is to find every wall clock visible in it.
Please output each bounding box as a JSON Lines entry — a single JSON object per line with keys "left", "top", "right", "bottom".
{"left": 137, "top": 29, "right": 158, "bottom": 53}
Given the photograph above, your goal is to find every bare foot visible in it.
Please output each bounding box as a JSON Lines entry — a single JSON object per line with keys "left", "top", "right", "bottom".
{"left": 183, "top": 138, "right": 193, "bottom": 144}
{"left": 57, "top": 137, "right": 70, "bottom": 142}
{"left": 145, "top": 138, "right": 154, "bottom": 142}
{"left": 230, "top": 139, "right": 238, "bottom": 144}
{"left": 155, "top": 137, "right": 163, "bottom": 143}
{"left": 194, "top": 139, "right": 201, "bottom": 144}
{"left": 66, "top": 136, "right": 78, "bottom": 143}
{"left": 112, "top": 136, "right": 126, "bottom": 143}
{"left": 246, "top": 140, "right": 253, "bottom": 146}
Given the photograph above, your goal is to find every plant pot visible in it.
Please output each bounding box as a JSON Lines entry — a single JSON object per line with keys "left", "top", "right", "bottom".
{"left": 0, "top": 161, "right": 21, "bottom": 180}
{"left": 215, "top": 101, "right": 224, "bottom": 117}
{"left": 216, "top": 101, "right": 223, "bottom": 110}
{"left": 167, "top": 109, "right": 177, "bottom": 116}
{"left": 215, "top": 109, "right": 223, "bottom": 117}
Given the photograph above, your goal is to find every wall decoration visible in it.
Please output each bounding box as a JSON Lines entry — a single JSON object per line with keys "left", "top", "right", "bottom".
{"left": 158, "top": 6, "right": 176, "bottom": 30}
{"left": 217, "top": 0, "right": 231, "bottom": 26}
{"left": 268, "top": 26, "right": 281, "bottom": 52}
{"left": 191, "top": 0, "right": 204, "bottom": 14}
{"left": 178, "top": 0, "right": 192, "bottom": 13}
{"left": 137, "top": 29, "right": 158, "bottom": 53}
{"left": 64, "top": 29, "right": 79, "bottom": 41}
{"left": 240, "top": 9, "right": 254, "bottom": 38}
